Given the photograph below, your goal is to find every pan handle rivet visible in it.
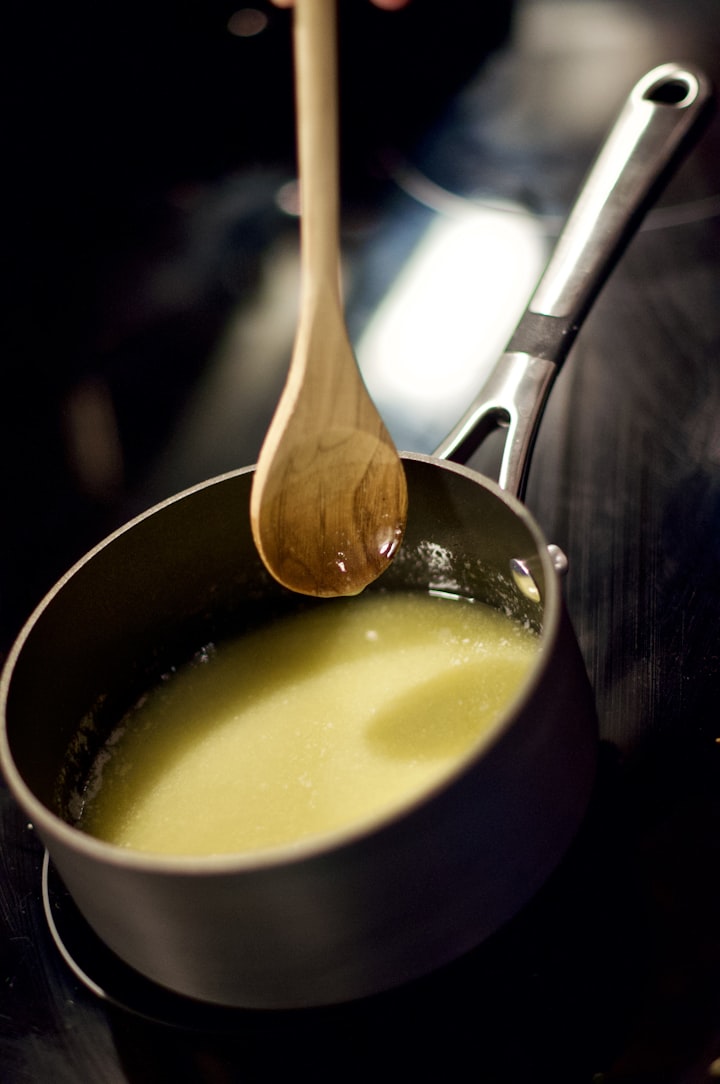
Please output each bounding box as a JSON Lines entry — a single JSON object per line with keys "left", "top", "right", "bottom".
{"left": 547, "top": 544, "right": 569, "bottom": 576}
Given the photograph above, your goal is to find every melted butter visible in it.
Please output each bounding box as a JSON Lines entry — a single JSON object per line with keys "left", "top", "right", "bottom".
{"left": 76, "top": 592, "right": 540, "bottom": 856}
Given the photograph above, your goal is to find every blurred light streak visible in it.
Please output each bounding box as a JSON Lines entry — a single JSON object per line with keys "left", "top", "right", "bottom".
{"left": 63, "top": 377, "right": 125, "bottom": 500}
{"left": 357, "top": 201, "right": 547, "bottom": 451}
{"left": 227, "top": 9, "right": 268, "bottom": 38}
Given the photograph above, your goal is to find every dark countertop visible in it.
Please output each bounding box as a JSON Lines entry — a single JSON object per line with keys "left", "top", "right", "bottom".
{"left": 2, "top": 1, "right": 720, "bottom": 1080}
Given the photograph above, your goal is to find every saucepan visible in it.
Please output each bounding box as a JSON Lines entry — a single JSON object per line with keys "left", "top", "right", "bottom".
{"left": 0, "top": 64, "right": 712, "bottom": 1009}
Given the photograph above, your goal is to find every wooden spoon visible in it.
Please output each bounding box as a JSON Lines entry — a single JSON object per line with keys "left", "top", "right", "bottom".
{"left": 250, "top": 0, "right": 407, "bottom": 597}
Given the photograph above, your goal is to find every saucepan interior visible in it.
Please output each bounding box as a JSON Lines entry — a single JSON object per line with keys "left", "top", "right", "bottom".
{"left": 3, "top": 455, "right": 548, "bottom": 823}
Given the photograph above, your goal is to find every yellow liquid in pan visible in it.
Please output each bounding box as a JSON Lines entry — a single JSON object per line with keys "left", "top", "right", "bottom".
{"left": 77, "top": 592, "right": 540, "bottom": 856}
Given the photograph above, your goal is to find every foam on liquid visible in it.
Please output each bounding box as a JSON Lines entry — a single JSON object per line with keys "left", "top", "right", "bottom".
{"left": 76, "top": 592, "right": 540, "bottom": 856}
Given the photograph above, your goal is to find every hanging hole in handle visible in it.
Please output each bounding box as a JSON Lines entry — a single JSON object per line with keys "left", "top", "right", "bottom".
{"left": 643, "top": 74, "right": 698, "bottom": 107}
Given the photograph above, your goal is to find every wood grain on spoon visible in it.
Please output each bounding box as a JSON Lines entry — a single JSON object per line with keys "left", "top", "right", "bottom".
{"left": 250, "top": 0, "right": 407, "bottom": 597}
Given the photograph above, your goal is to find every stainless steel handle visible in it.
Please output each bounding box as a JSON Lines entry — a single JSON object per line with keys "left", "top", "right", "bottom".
{"left": 435, "top": 62, "right": 713, "bottom": 498}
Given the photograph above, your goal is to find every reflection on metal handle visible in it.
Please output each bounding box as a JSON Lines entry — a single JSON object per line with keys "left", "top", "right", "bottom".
{"left": 435, "top": 62, "right": 714, "bottom": 499}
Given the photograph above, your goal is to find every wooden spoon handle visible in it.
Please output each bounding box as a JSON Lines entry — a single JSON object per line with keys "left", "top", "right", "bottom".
{"left": 250, "top": 0, "right": 408, "bottom": 597}
{"left": 295, "top": 0, "right": 341, "bottom": 304}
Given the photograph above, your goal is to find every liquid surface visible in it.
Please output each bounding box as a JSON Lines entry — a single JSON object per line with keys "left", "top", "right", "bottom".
{"left": 76, "top": 592, "right": 540, "bottom": 856}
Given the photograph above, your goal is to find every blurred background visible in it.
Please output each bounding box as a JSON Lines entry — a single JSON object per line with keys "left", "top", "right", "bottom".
{"left": 6, "top": 0, "right": 716, "bottom": 655}
{"left": 2, "top": 0, "right": 514, "bottom": 652}
{"left": 3, "top": 1, "right": 720, "bottom": 1080}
